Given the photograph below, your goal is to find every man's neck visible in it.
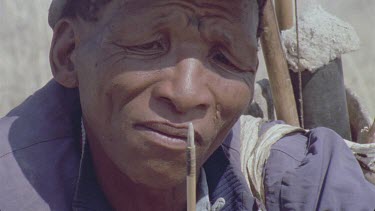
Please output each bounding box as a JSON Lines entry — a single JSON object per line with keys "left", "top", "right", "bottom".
{"left": 88, "top": 137, "right": 188, "bottom": 211}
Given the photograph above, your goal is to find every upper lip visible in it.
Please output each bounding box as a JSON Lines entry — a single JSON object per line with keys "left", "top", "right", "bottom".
{"left": 135, "top": 121, "right": 190, "bottom": 140}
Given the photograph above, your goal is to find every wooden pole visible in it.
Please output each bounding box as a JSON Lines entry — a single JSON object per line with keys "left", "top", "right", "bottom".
{"left": 260, "top": 0, "right": 300, "bottom": 127}
{"left": 275, "top": 0, "right": 294, "bottom": 31}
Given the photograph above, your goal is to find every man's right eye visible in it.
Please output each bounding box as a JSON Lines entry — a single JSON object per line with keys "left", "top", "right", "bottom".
{"left": 121, "top": 38, "right": 169, "bottom": 59}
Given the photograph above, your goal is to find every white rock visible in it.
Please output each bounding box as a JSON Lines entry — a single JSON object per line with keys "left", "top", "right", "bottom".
{"left": 282, "top": 5, "right": 360, "bottom": 72}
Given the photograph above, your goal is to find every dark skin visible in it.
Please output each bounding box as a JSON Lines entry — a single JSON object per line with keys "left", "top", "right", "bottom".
{"left": 50, "top": 0, "right": 259, "bottom": 210}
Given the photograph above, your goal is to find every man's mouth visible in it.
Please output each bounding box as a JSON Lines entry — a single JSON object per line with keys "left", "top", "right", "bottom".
{"left": 134, "top": 121, "right": 190, "bottom": 150}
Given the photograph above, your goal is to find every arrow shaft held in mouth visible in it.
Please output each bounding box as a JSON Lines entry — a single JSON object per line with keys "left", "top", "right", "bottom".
{"left": 187, "top": 122, "right": 196, "bottom": 211}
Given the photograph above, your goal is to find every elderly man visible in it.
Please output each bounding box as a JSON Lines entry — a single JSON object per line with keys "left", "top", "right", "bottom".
{"left": 1, "top": 0, "right": 375, "bottom": 210}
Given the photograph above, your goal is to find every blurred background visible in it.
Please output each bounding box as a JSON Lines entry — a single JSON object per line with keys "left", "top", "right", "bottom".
{"left": 0, "top": 0, "right": 374, "bottom": 117}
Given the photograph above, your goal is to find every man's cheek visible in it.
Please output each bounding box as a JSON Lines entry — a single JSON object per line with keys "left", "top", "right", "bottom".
{"left": 219, "top": 86, "right": 252, "bottom": 118}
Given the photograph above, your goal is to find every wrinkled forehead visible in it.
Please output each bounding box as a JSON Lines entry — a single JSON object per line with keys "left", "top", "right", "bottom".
{"left": 107, "top": 0, "right": 259, "bottom": 37}
{"left": 117, "top": 0, "right": 258, "bottom": 18}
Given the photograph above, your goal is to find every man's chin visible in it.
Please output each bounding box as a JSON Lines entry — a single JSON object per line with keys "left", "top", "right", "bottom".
{"left": 125, "top": 165, "right": 188, "bottom": 190}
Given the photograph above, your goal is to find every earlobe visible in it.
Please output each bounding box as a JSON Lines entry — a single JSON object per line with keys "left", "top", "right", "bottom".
{"left": 50, "top": 19, "right": 79, "bottom": 88}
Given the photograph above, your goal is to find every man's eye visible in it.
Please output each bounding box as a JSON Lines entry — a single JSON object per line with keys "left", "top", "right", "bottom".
{"left": 211, "top": 52, "right": 242, "bottom": 72}
{"left": 128, "top": 41, "right": 163, "bottom": 52}
{"left": 119, "top": 38, "right": 169, "bottom": 59}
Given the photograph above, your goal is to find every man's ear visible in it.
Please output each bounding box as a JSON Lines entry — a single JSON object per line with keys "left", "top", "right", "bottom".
{"left": 50, "top": 19, "right": 79, "bottom": 88}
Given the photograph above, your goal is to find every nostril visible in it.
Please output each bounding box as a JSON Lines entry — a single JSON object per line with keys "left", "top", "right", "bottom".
{"left": 158, "top": 95, "right": 208, "bottom": 114}
{"left": 196, "top": 104, "right": 208, "bottom": 111}
{"left": 160, "top": 96, "right": 173, "bottom": 105}
{"left": 159, "top": 96, "right": 179, "bottom": 111}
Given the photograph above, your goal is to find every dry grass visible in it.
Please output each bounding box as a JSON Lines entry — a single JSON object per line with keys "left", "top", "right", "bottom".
{"left": 1, "top": 0, "right": 374, "bottom": 118}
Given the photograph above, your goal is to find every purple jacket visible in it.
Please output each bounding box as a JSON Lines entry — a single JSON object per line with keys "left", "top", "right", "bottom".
{"left": 1, "top": 80, "right": 375, "bottom": 210}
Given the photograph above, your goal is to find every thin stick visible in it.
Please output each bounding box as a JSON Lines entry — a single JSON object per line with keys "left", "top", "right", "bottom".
{"left": 186, "top": 123, "right": 196, "bottom": 211}
{"left": 294, "top": 0, "right": 304, "bottom": 128}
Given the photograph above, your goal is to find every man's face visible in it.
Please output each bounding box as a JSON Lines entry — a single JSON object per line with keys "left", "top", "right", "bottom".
{"left": 74, "top": 0, "right": 259, "bottom": 188}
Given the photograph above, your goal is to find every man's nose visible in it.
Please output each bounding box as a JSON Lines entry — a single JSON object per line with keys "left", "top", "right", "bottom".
{"left": 152, "top": 58, "right": 213, "bottom": 114}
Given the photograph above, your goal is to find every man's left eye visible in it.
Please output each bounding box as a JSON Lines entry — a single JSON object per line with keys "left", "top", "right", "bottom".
{"left": 211, "top": 51, "right": 243, "bottom": 73}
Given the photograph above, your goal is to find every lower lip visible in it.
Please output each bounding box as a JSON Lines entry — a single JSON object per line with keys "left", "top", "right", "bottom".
{"left": 134, "top": 126, "right": 188, "bottom": 150}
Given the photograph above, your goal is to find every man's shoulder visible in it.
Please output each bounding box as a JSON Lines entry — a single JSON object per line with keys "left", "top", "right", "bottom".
{"left": 0, "top": 133, "right": 80, "bottom": 210}
{"left": 263, "top": 124, "right": 375, "bottom": 210}
{"left": 0, "top": 117, "right": 81, "bottom": 210}
{"left": 0, "top": 79, "right": 82, "bottom": 166}
{"left": 0, "top": 80, "right": 82, "bottom": 210}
